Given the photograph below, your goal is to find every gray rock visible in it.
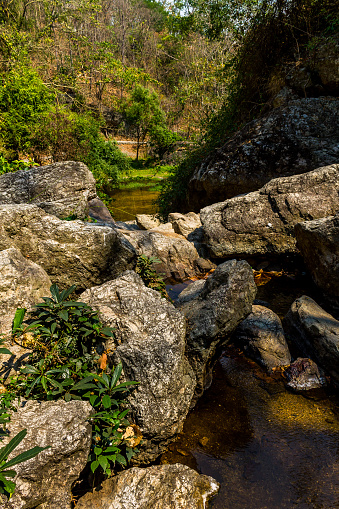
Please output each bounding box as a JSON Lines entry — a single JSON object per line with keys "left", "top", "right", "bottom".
{"left": 285, "top": 358, "right": 326, "bottom": 391}
{"left": 201, "top": 164, "right": 339, "bottom": 258}
{"left": 176, "top": 260, "right": 256, "bottom": 398}
{"left": 168, "top": 212, "right": 201, "bottom": 238}
{"left": 0, "top": 204, "right": 136, "bottom": 290}
{"left": 0, "top": 161, "right": 96, "bottom": 219}
{"left": 88, "top": 198, "right": 115, "bottom": 224}
{"left": 80, "top": 272, "right": 196, "bottom": 463}
{"left": 135, "top": 214, "right": 161, "bottom": 230}
{"left": 284, "top": 295, "right": 339, "bottom": 387}
{"left": 0, "top": 248, "right": 51, "bottom": 334}
{"left": 76, "top": 464, "right": 220, "bottom": 509}
{"left": 2, "top": 400, "right": 92, "bottom": 509}
{"left": 233, "top": 305, "right": 291, "bottom": 370}
{"left": 295, "top": 213, "right": 339, "bottom": 309}
{"left": 119, "top": 227, "right": 214, "bottom": 282}
{"left": 188, "top": 97, "right": 339, "bottom": 208}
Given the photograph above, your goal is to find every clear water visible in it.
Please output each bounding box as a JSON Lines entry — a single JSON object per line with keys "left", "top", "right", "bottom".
{"left": 160, "top": 352, "right": 339, "bottom": 509}
{"left": 161, "top": 274, "right": 339, "bottom": 508}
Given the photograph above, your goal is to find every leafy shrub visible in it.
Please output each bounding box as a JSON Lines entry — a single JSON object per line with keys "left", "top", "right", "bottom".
{"left": 0, "top": 67, "right": 53, "bottom": 154}
{"left": 0, "top": 429, "right": 49, "bottom": 499}
{"left": 2, "top": 283, "right": 140, "bottom": 483}
{"left": 135, "top": 255, "right": 167, "bottom": 298}
{"left": 0, "top": 156, "right": 38, "bottom": 176}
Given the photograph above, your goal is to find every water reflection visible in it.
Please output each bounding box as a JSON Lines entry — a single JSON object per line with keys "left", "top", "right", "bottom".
{"left": 108, "top": 186, "right": 159, "bottom": 222}
{"left": 160, "top": 352, "right": 339, "bottom": 509}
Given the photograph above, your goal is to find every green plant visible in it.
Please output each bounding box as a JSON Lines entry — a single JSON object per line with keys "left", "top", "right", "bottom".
{"left": 0, "top": 429, "right": 49, "bottom": 499}
{"left": 135, "top": 255, "right": 167, "bottom": 298}
{"left": 4, "top": 283, "right": 139, "bottom": 483}
{"left": 0, "top": 156, "right": 38, "bottom": 176}
{"left": 83, "top": 364, "right": 139, "bottom": 477}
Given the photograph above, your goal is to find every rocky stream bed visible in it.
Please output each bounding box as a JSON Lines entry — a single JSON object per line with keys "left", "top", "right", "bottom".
{"left": 0, "top": 107, "right": 339, "bottom": 507}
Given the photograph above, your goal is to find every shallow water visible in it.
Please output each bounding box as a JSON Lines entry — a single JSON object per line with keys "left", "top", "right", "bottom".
{"left": 161, "top": 274, "right": 339, "bottom": 508}
{"left": 160, "top": 352, "right": 339, "bottom": 509}
{"left": 108, "top": 186, "right": 159, "bottom": 221}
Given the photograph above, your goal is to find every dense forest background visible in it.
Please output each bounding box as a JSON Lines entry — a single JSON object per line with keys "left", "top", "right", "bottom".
{"left": 0, "top": 0, "right": 337, "bottom": 213}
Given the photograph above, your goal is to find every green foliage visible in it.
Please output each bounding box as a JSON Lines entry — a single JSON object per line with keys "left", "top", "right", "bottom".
{"left": 135, "top": 255, "right": 167, "bottom": 298}
{"left": 149, "top": 124, "right": 181, "bottom": 160}
{"left": 0, "top": 67, "right": 53, "bottom": 154}
{"left": 33, "top": 107, "right": 132, "bottom": 193}
{"left": 2, "top": 283, "right": 139, "bottom": 484}
{"left": 0, "top": 429, "right": 49, "bottom": 499}
{"left": 122, "top": 86, "right": 177, "bottom": 161}
{"left": 0, "top": 156, "right": 38, "bottom": 175}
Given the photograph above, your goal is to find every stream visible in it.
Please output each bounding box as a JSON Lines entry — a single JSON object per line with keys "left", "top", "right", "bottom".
{"left": 108, "top": 186, "right": 159, "bottom": 221}
{"left": 163, "top": 274, "right": 339, "bottom": 509}
{"left": 110, "top": 187, "right": 339, "bottom": 508}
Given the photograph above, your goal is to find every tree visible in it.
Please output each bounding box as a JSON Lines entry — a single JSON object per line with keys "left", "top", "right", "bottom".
{"left": 122, "top": 85, "right": 166, "bottom": 160}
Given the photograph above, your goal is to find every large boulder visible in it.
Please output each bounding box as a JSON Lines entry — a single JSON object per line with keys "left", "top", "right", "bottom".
{"left": 176, "top": 260, "right": 256, "bottom": 398}
{"left": 0, "top": 204, "right": 136, "bottom": 290}
{"left": 2, "top": 400, "right": 92, "bottom": 509}
{"left": 80, "top": 271, "right": 196, "bottom": 463}
{"left": 188, "top": 97, "right": 339, "bottom": 209}
{"left": 283, "top": 295, "right": 339, "bottom": 387}
{"left": 201, "top": 164, "right": 339, "bottom": 258}
{"left": 232, "top": 305, "right": 291, "bottom": 371}
{"left": 76, "top": 464, "right": 220, "bottom": 509}
{"left": 295, "top": 213, "right": 339, "bottom": 309}
{"left": 119, "top": 227, "right": 214, "bottom": 282}
{"left": 0, "top": 161, "right": 96, "bottom": 219}
{"left": 0, "top": 248, "right": 51, "bottom": 334}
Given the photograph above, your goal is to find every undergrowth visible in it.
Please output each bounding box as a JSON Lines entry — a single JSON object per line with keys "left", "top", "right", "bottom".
{"left": 0, "top": 284, "right": 141, "bottom": 493}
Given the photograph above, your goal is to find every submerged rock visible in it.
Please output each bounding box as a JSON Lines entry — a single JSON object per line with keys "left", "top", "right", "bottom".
{"left": 233, "top": 305, "right": 291, "bottom": 371}
{"left": 295, "top": 212, "right": 339, "bottom": 309}
{"left": 176, "top": 260, "right": 256, "bottom": 398}
{"left": 285, "top": 358, "right": 327, "bottom": 391}
{"left": 284, "top": 295, "right": 339, "bottom": 387}
{"left": 0, "top": 204, "right": 136, "bottom": 290}
{"left": 0, "top": 161, "right": 96, "bottom": 219}
{"left": 188, "top": 97, "right": 339, "bottom": 208}
{"left": 0, "top": 248, "right": 51, "bottom": 334}
{"left": 2, "top": 400, "right": 92, "bottom": 509}
{"left": 200, "top": 163, "right": 339, "bottom": 258}
{"left": 80, "top": 271, "right": 196, "bottom": 463}
{"left": 76, "top": 464, "right": 220, "bottom": 509}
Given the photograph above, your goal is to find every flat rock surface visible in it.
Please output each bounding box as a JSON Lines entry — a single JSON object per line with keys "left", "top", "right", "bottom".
{"left": 188, "top": 97, "right": 339, "bottom": 208}
{"left": 201, "top": 164, "right": 339, "bottom": 258}
{"left": 0, "top": 161, "right": 96, "bottom": 219}
{"left": 76, "top": 464, "right": 220, "bottom": 509}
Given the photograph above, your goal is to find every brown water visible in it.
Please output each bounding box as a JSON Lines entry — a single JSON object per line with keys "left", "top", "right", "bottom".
{"left": 161, "top": 352, "right": 339, "bottom": 509}
{"left": 161, "top": 274, "right": 339, "bottom": 508}
{"left": 108, "top": 187, "right": 159, "bottom": 221}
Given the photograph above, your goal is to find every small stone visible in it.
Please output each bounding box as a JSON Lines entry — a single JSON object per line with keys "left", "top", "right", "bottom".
{"left": 199, "top": 437, "right": 209, "bottom": 447}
